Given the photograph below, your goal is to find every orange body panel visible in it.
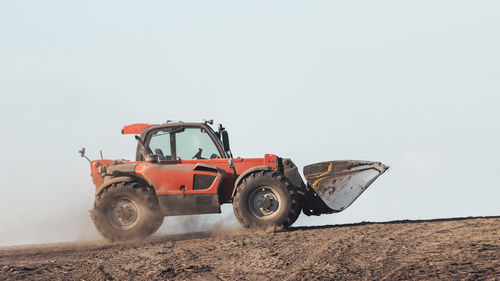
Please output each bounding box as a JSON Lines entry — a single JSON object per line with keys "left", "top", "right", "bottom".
{"left": 91, "top": 154, "right": 279, "bottom": 203}
{"left": 136, "top": 163, "right": 222, "bottom": 195}
{"left": 90, "top": 160, "right": 115, "bottom": 187}
{"left": 90, "top": 160, "right": 140, "bottom": 187}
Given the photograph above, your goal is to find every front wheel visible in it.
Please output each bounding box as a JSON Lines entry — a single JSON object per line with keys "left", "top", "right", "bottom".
{"left": 233, "top": 170, "right": 300, "bottom": 230}
{"left": 91, "top": 181, "right": 163, "bottom": 241}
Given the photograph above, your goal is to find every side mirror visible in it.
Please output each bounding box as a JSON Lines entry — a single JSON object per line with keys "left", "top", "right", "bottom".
{"left": 222, "top": 130, "right": 230, "bottom": 152}
{"left": 78, "top": 147, "right": 86, "bottom": 158}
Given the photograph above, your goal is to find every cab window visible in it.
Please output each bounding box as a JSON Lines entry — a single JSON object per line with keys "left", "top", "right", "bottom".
{"left": 148, "top": 130, "right": 172, "bottom": 160}
{"left": 148, "top": 127, "right": 221, "bottom": 160}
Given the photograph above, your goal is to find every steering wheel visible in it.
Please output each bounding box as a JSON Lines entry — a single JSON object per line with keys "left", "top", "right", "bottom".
{"left": 192, "top": 148, "right": 203, "bottom": 159}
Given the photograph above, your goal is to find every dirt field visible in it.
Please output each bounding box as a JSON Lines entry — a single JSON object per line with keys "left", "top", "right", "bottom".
{"left": 1, "top": 216, "right": 498, "bottom": 281}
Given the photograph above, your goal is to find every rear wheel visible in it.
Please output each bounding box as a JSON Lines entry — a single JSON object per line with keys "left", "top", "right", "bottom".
{"left": 233, "top": 170, "right": 300, "bottom": 230}
{"left": 91, "top": 181, "right": 163, "bottom": 241}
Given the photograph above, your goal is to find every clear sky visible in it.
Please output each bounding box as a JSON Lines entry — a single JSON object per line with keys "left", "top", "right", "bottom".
{"left": 1, "top": 1, "right": 499, "bottom": 246}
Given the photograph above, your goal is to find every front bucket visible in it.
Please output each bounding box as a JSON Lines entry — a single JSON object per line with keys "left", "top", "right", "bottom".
{"left": 303, "top": 161, "right": 388, "bottom": 212}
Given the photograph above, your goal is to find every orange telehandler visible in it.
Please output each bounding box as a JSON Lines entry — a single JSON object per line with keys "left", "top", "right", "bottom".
{"left": 80, "top": 120, "right": 388, "bottom": 241}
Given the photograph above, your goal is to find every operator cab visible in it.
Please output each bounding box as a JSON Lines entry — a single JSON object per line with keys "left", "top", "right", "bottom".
{"left": 133, "top": 121, "right": 231, "bottom": 161}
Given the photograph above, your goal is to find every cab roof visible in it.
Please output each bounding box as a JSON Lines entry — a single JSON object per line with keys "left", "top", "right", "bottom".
{"left": 121, "top": 123, "right": 153, "bottom": 135}
{"left": 122, "top": 121, "right": 213, "bottom": 135}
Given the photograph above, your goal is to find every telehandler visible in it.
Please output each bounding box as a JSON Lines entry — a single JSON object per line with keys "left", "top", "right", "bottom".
{"left": 80, "top": 120, "right": 388, "bottom": 241}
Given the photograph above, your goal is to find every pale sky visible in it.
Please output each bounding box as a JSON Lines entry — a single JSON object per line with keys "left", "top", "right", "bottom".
{"left": 1, "top": 1, "right": 499, "bottom": 246}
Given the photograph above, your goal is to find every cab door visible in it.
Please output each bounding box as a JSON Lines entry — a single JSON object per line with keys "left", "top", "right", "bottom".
{"left": 141, "top": 125, "right": 226, "bottom": 215}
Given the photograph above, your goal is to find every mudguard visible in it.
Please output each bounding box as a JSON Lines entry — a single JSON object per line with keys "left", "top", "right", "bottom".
{"left": 95, "top": 176, "right": 144, "bottom": 195}
{"left": 232, "top": 165, "right": 273, "bottom": 198}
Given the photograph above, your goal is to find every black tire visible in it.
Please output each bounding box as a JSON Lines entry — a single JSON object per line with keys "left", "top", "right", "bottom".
{"left": 91, "top": 181, "right": 164, "bottom": 241}
{"left": 233, "top": 170, "right": 301, "bottom": 230}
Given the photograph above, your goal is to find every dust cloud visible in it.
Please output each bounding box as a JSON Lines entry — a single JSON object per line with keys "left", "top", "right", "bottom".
{"left": 0, "top": 190, "right": 240, "bottom": 247}
{"left": 0, "top": 193, "right": 99, "bottom": 247}
{"left": 156, "top": 205, "right": 242, "bottom": 237}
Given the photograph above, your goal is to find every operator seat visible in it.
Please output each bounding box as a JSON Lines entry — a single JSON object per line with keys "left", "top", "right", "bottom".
{"left": 154, "top": 149, "right": 166, "bottom": 160}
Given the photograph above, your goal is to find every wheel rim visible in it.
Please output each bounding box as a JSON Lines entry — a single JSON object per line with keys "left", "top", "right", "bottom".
{"left": 248, "top": 187, "right": 281, "bottom": 218}
{"left": 108, "top": 197, "right": 140, "bottom": 230}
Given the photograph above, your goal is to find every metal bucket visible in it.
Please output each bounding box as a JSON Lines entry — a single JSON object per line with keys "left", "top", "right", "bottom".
{"left": 303, "top": 161, "right": 388, "bottom": 212}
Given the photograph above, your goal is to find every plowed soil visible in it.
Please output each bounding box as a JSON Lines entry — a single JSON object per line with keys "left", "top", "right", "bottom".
{"left": 1, "top": 216, "right": 499, "bottom": 281}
